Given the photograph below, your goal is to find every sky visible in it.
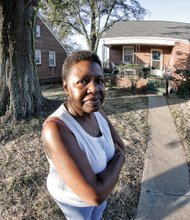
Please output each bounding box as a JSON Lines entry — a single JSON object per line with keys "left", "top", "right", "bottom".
{"left": 139, "top": 0, "right": 190, "bottom": 23}
{"left": 75, "top": 0, "right": 190, "bottom": 50}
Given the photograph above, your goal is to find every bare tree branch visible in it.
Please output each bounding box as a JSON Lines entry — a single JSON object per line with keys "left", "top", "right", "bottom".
{"left": 40, "top": 0, "right": 147, "bottom": 52}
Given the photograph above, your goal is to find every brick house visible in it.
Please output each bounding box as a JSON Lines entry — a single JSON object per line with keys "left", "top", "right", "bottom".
{"left": 35, "top": 16, "right": 67, "bottom": 83}
{"left": 101, "top": 20, "right": 190, "bottom": 77}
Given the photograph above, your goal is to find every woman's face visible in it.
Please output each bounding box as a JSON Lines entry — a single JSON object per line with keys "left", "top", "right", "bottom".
{"left": 64, "top": 60, "right": 105, "bottom": 115}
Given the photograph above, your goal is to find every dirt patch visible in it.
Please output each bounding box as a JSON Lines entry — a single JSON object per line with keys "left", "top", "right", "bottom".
{"left": 0, "top": 85, "right": 149, "bottom": 220}
{"left": 102, "top": 89, "right": 149, "bottom": 219}
{"left": 167, "top": 96, "right": 190, "bottom": 176}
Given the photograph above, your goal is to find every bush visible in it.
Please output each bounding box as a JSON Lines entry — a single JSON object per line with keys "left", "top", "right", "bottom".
{"left": 147, "top": 77, "right": 165, "bottom": 94}
{"left": 175, "top": 69, "right": 190, "bottom": 98}
{"left": 118, "top": 63, "right": 150, "bottom": 78}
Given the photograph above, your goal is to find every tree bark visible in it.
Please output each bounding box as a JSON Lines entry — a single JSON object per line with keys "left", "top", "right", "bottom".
{"left": 89, "top": 1, "right": 97, "bottom": 52}
{"left": 0, "top": 0, "right": 44, "bottom": 121}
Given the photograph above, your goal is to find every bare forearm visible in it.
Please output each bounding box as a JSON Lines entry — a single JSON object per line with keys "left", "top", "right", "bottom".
{"left": 95, "top": 153, "right": 125, "bottom": 202}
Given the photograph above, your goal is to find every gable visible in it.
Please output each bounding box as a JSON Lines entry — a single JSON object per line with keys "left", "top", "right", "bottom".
{"left": 36, "top": 16, "right": 67, "bottom": 52}
{"left": 35, "top": 16, "right": 67, "bottom": 83}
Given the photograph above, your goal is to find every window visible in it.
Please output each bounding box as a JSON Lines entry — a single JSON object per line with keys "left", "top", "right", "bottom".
{"left": 49, "top": 51, "right": 56, "bottom": 67}
{"left": 123, "top": 46, "right": 134, "bottom": 63}
{"left": 36, "top": 25, "right": 40, "bottom": 37}
{"left": 35, "top": 49, "right": 41, "bottom": 65}
{"left": 151, "top": 50, "right": 161, "bottom": 70}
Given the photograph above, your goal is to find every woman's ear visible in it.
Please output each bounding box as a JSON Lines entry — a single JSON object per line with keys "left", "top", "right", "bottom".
{"left": 63, "top": 81, "right": 68, "bottom": 93}
{"left": 63, "top": 81, "right": 70, "bottom": 100}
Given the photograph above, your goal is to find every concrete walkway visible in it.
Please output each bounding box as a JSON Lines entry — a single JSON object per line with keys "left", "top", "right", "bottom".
{"left": 135, "top": 95, "right": 190, "bottom": 220}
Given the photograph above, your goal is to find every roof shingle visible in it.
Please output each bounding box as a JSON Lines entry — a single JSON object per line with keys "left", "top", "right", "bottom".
{"left": 102, "top": 20, "right": 190, "bottom": 40}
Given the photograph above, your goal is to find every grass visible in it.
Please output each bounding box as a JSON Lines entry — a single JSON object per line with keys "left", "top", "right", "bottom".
{"left": 101, "top": 89, "right": 149, "bottom": 219}
{"left": 0, "top": 84, "right": 149, "bottom": 220}
{"left": 1, "top": 81, "right": 189, "bottom": 220}
{"left": 167, "top": 96, "right": 190, "bottom": 174}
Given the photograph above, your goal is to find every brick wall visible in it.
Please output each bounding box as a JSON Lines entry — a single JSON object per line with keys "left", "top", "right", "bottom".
{"left": 105, "top": 74, "right": 148, "bottom": 93}
{"left": 173, "top": 41, "right": 190, "bottom": 70}
{"left": 36, "top": 17, "right": 67, "bottom": 83}
{"left": 109, "top": 45, "right": 122, "bottom": 65}
{"left": 134, "top": 45, "right": 150, "bottom": 65}
{"left": 109, "top": 42, "right": 190, "bottom": 72}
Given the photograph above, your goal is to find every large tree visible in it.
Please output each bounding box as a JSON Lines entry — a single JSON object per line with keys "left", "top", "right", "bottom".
{"left": 40, "top": 0, "right": 147, "bottom": 52}
{"left": 0, "top": 0, "right": 44, "bottom": 121}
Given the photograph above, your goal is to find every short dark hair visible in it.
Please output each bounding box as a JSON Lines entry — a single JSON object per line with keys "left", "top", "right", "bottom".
{"left": 62, "top": 50, "right": 102, "bottom": 80}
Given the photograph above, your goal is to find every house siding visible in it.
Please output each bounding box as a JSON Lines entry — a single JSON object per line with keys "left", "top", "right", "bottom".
{"left": 36, "top": 17, "right": 67, "bottom": 83}
{"left": 109, "top": 43, "right": 190, "bottom": 72}
{"left": 102, "top": 20, "right": 190, "bottom": 77}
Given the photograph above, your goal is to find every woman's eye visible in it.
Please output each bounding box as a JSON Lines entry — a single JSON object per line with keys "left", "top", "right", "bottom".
{"left": 96, "top": 79, "right": 105, "bottom": 85}
{"left": 78, "top": 79, "right": 88, "bottom": 85}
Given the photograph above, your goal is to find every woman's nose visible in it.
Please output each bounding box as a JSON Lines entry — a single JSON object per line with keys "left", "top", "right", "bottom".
{"left": 87, "top": 80, "right": 99, "bottom": 93}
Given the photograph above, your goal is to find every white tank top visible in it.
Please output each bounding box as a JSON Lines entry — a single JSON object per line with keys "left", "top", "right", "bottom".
{"left": 45, "top": 104, "right": 115, "bottom": 207}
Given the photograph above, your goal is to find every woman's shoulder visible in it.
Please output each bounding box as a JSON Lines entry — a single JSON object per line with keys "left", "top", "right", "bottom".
{"left": 42, "top": 104, "right": 71, "bottom": 143}
{"left": 44, "top": 115, "right": 63, "bottom": 125}
{"left": 42, "top": 115, "right": 76, "bottom": 155}
{"left": 43, "top": 104, "right": 70, "bottom": 128}
{"left": 43, "top": 116, "right": 70, "bottom": 134}
{"left": 48, "top": 103, "right": 67, "bottom": 118}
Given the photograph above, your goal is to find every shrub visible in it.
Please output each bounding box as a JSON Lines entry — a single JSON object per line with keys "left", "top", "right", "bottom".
{"left": 118, "top": 63, "right": 150, "bottom": 78}
{"left": 175, "top": 69, "right": 190, "bottom": 98}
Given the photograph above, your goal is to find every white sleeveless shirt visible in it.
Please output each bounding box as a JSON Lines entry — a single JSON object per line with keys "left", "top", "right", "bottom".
{"left": 45, "top": 104, "right": 115, "bottom": 207}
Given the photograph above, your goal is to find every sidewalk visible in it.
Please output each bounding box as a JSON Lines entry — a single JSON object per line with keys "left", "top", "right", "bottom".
{"left": 135, "top": 95, "right": 190, "bottom": 220}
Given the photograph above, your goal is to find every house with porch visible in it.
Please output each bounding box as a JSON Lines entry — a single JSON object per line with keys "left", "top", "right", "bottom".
{"left": 35, "top": 16, "right": 67, "bottom": 83}
{"left": 100, "top": 20, "right": 190, "bottom": 77}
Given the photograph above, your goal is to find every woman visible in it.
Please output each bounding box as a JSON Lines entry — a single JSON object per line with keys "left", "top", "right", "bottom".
{"left": 42, "top": 50, "right": 126, "bottom": 220}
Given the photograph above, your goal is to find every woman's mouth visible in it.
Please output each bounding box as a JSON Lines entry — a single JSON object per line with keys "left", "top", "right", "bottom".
{"left": 83, "top": 97, "right": 101, "bottom": 107}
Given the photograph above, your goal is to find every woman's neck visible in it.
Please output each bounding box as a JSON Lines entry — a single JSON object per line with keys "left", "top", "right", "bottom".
{"left": 64, "top": 101, "right": 101, "bottom": 137}
{"left": 65, "top": 101, "right": 91, "bottom": 119}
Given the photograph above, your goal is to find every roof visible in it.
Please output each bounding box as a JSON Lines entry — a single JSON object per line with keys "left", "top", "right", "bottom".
{"left": 102, "top": 20, "right": 190, "bottom": 41}
{"left": 38, "top": 15, "right": 68, "bottom": 53}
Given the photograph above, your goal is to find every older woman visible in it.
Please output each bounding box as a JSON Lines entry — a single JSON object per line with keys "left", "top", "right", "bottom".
{"left": 42, "top": 50, "right": 125, "bottom": 220}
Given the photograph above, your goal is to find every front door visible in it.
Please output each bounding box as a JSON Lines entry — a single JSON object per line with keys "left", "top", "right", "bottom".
{"left": 151, "top": 49, "right": 163, "bottom": 76}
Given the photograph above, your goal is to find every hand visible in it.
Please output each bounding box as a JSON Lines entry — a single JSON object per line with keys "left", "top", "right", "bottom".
{"left": 114, "top": 142, "right": 126, "bottom": 156}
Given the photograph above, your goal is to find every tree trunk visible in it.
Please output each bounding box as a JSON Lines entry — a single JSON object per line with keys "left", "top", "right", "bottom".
{"left": 0, "top": 0, "right": 44, "bottom": 121}
{"left": 89, "top": 1, "right": 97, "bottom": 53}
